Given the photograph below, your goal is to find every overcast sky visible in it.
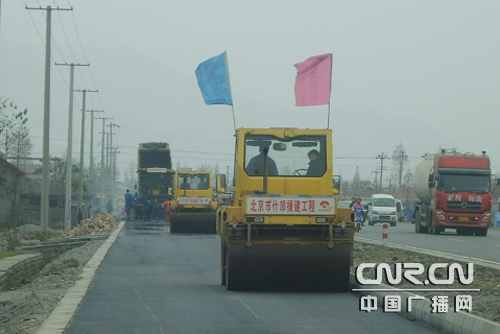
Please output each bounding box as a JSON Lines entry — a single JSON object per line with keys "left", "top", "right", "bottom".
{"left": 1, "top": 1, "right": 499, "bottom": 186}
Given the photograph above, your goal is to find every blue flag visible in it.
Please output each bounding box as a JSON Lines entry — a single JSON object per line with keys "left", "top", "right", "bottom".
{"left": 195, "top": 52, "right": 233, "bottom": 105}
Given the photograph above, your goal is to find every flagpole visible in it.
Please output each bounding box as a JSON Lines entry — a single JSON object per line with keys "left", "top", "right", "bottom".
{"left": 224, "top": 51, "right": 237, "bottom": 134}
{"left": 327, "top": 103, "right": 331, "bottom": 129}
{"left": 231, "top": 105, "right": 237, "bottom": 133}
{"left": 327, "top": 54, "right": 333, "bottom": 129}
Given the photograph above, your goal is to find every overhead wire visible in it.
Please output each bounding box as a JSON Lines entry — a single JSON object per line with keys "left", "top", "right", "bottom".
{"left": 66, "top": 0, "right": 103, "bottom": 110}
{"left": 22, "top": 0, "right": 71, "bottom": 88}
{"left": 118, "top": 125, "right": 232, "bottom": 145}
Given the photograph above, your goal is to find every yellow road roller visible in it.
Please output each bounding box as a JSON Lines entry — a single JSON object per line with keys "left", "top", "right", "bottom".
{"left": 217, "top": 128, "right": 354, "bottom": 292}
{"left": 169, "top": 171, "right": 220, "bottom": 233}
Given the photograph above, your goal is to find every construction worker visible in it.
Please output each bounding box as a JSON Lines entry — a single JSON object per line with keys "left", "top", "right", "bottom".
{"left": 144, "top": 199, "right": 154, "bottom": 222}
{"left": 163, "top": 199, "right": 171, "bottom": 222}
{"left": 124, "top": 189, "right": 132, "bottom": 221}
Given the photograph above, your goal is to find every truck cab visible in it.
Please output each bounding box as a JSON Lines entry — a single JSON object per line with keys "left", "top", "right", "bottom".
{"left": 367, "top": 194, "right": 398, "bottom": 226}
{"left": 414, "top": 151, "right": 492, "bottom": 236}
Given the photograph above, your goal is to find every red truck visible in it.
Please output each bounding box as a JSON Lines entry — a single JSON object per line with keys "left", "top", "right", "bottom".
{"left": 413, "top": 150, "right": 492, "bottom": 236}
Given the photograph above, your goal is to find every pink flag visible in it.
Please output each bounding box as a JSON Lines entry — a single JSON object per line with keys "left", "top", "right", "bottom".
{"left": 294, "top": 53, "right": 332, "bottom": 106}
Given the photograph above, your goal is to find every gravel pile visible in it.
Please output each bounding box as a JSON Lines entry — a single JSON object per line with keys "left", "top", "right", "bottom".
{"left": 62, "top": 213, "right": 117, "bottom": 237}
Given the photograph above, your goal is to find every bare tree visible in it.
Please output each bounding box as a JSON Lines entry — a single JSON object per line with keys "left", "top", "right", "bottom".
{"left": 7, "top": 125, "right": 32, "bottom": 167}
{"left": 392, "top": 143, "right": 408, "bottom": 197}
{"left": 0, "top": 99, "right": 28, "bottom": 153}
{"left": 402, "top": 166, "right": 413, "bottom": 207}
{"left": 371, "top": 170, "right": 379, "bottom": 192}
{"left": 352, "top": 167, "right": 361, "bottom": 197}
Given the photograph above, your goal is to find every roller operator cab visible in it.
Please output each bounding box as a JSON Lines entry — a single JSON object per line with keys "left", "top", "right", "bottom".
{"left": 217, "top": 128, "right": 354, "bottom": 292}
{"left": 169, "top": 171, "right": 220, "bottom": 234}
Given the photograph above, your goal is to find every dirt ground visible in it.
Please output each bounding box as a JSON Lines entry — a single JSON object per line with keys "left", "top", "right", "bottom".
{"left": 0, "top": 227, "right": 499, "bottom": 333}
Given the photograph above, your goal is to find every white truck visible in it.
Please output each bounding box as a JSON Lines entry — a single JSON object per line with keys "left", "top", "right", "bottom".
{"left": 367, "top": 194, "right": 398, "bottom": 226}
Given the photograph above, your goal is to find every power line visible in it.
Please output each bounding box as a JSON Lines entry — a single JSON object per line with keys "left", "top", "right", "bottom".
{"left": 55, "top": 5, "right": 78, "bottom": 64}
{"left": 67, "top": 0, "right": 103, "bottom": 109}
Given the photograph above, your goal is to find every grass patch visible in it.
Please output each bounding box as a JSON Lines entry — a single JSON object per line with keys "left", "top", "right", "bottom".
{"left": 0, "top": 250, "right": 18, "bottom": 260}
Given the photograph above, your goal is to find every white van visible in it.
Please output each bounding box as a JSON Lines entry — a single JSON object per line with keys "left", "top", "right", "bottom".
{"left": 367, "top": 194, "right": 398, "bottom": 226}
{"left": 395, "top": 199, "right": 403, "bottom": 222}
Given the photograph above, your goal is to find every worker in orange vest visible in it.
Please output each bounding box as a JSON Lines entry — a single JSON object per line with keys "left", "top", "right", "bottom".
{"left": 163, "top": 200, "right": 170, "bottom": 222}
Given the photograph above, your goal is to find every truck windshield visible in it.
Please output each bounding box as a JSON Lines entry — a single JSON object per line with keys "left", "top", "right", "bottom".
{"left": 438, "top": 173, "right": 491, "bottom": 193}
{"left": 373, "top": 198, "right": 395, "bottom": 207}
{"left": 177, "top": 173, "right": 210, "bottom": 190}
{"left": 139, "top": 172, "right": 170, "bottom": 195}
{"left": 244, "top": 134, "right": 326, "bottom": 177}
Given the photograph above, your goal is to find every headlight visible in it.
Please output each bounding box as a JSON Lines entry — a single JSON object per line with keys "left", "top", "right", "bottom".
{"left": 436, "top": 212, "right": 446, "bottom": 220}
{"left": 482, "top": 214, "right": 491, "bottom": 222}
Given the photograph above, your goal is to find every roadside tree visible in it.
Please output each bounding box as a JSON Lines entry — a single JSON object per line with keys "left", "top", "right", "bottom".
{"left": 0, "top": 99, "right": 28, "bottom": 149}
{"left": 392, "top": 144, "right": 408, "bottom": 197}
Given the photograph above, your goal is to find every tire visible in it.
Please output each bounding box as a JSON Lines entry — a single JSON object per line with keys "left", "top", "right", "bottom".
{"left": 391, "top": 222, "right": 397, "bottom": 227}
{"left": 225, "top": 249, "right": 238, "bottom": 291}
{"left": 414, "top": 209, "right": 420, "bottom": 233}
{"left": 332, "top": 258, "right": 351, "bottom": 293}
{"left": 414, "top": 209, "right": 427, "bottom": 233}
{"left": 430, "top": 224, "right": 440, "bottom": 235}
{"left": 220, "top": 242, "right": 227, "bottom": 286}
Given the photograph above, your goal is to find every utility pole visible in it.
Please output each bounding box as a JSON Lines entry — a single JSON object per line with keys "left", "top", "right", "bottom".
{"left": 26, "top": 5, "right": 72, "bottom": 233}
{"left": 376, "top": 153, "right": 388, "bottom": 193}
{"left": 112, "top": 146, "right": 120, "bottom": 194}
{"left": 75, "top": 89, "right": 98, "bottom": 214}
{"left": 107, "top": 123, "right": 119, "bottom": 197}
{"left": 55, "top": 62, "right": 89, "bottom": 232}
{"left": 87, "top": 109, "right": 104, "bottom": 194}
{"left": 105, "top": 132, "right": 110, "bottom": 193}
{"left": 397, "top": 146, "right": 406, "bottom": 199}
{"left": 95, "top": 117, "right": 112, "bottom": 195}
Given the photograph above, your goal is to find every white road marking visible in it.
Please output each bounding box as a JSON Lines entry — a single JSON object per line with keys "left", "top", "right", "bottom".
{"left": 230, "top": 292, "right": 260, "bottom": 319}
{"left": 446, "top": 238, "right": 465, "bottom": 242}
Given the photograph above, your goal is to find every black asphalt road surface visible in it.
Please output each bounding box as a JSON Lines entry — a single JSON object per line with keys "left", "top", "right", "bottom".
{"left": 66, "top": 221, "right": 438, "bottom": 334}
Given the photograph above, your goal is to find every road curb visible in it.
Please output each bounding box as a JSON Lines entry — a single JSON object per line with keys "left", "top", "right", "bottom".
{"left": 36, "top": 221, "right": 125, "bottom": 334}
